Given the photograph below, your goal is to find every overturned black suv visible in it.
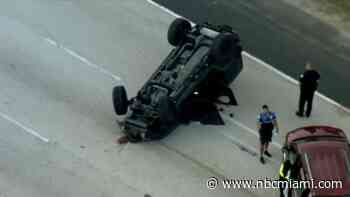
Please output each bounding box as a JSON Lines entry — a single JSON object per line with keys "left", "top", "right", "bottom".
{"left": 113, "top": 18, "right": 243, "bottom": 142}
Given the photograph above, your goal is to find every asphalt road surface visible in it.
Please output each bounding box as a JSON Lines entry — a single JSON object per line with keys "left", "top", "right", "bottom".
{"left": 154, "top": 0, "right": 350, "bottom": 108}
{"left": 0, "top": 0, "right": 260, "bottom": 196}
{"left": 0, "top": 0, "right": 349, "bottom": 197}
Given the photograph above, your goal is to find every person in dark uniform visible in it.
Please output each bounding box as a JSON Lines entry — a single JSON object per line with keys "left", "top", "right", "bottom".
{"left": 279, "top": 147, "right": 303, "bottom": 197}
{"left": 257, "top": 105, "right": 279, "bottom": 164}
{"left": 279, "top": 147, "right": 298, "bottom": 197}
{"left": 296, "top": 63, "right": 320, "bottom": 118}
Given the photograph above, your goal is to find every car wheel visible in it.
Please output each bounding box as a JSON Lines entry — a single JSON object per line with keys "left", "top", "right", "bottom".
{"left": 209, "top": 33, "right": 241, "bottom": 66}
{"left": 112, "top": 86, "right": 128, "bottom": 115}
{"left": 167, "top": 18, "right": 191, "bottom": 46}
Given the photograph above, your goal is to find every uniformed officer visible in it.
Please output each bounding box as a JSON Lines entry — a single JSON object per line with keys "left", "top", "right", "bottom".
{"left": 257, "top": 105, "right": 279, "bottom": 164}
{"left": 279, "top": 160, "right": 292, "bottom": 197}
{"left": 296, "top": 63, "right": 320, "bottom": 118}
{"left": 279, "top": 147, "right": 301, "bottom": 197}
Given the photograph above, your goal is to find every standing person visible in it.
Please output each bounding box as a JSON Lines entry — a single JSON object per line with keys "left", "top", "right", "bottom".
{"left": 296, "top": 62, "right": 320, "bottom": 118}
{"left": 257, "top": 105, "right": 279, "bottom": 164}
{"left": 279, "top": 147, "right": 301, "bottom": 197}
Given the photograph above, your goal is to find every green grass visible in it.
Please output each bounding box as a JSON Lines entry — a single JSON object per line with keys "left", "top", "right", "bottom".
{"left": 318, "top": 0, "right": 350, "bottom": 19}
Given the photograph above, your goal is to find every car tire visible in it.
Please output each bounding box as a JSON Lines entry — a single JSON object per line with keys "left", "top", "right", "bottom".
{"left": 209, "top": 33, "right": 240, "bottom": 65}
{"left": 112, "top": 86, "right": 128, "bottom": 115}
{"left": 167, "top": 18, "right": 191, "bottom": 46}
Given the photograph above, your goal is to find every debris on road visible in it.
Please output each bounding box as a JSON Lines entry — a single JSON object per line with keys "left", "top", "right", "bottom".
{"left": 117, "top": 135, "right": 129, "bottom": 144}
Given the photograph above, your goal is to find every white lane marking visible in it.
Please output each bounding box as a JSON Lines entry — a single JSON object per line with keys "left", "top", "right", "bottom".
{"left": 218, "top": 129, "right": 280, "bottom": 163}
{"left": 147, "top": 0, "right": 282, "bottom": 150}
{"left": 224, "top": 115, "right": 283, "bottom": 149}
{"left": 0, "top": 111, "right": 49, "bottom": 143}
{"left": 147, "top": 0, "right": 289, "bottom": 151}
{"left": 146, "top": 0, "right": 350, "bottom": 114}
{"left": 242, "top": 51, "right": 298, "bottom": 85}
{"left": 242, "top": 52, "right": 350, "bottom": 114}
{"left": 146, "top": 0, "right": 195, "bottom": 26}
{"left": 218, "top": 129, "right": 257, "bottom": 154}
{"left": 146, "top": 0, "right": 350, "bottom": 150}
{"left": 43, "top": 37, "right": 123, "bottom": 83}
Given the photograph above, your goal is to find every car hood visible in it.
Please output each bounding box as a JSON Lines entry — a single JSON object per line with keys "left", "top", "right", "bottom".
{"left": 297, "top": 141, "right": 350, "bottom": 196}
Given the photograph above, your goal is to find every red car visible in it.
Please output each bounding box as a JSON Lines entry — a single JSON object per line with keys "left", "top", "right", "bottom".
{"left": 280, "top": 126, "right": 350, "bottom": 197}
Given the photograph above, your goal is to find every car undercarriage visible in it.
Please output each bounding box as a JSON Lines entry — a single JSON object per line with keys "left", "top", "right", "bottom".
{"left": 113, "top": 18, "right": 243, "bottom": 142}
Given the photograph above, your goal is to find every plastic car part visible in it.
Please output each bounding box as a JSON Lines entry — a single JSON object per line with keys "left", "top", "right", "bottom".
{"left": 112, "top": 86, "right": 128, "bottom": 115}
{"left": 167, "top": 18, "right": 192, "bottom": 46}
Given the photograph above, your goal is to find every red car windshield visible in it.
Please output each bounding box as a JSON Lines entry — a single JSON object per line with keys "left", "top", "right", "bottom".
{"left": 297, "top": 140, "right": 350, "bottom": 196}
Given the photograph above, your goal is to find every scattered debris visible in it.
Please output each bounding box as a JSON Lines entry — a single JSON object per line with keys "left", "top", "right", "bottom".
{"left": 80, "top": 145, "right": 85, "bottom": 149}
{"left": 237, "top": 144, "right": 258, "bottom": 157}
{"left": 117, "top": 135, "right": 129, "bottom": 144}
{"left": 229, "top": 113, "right": 234, "bottom": 118}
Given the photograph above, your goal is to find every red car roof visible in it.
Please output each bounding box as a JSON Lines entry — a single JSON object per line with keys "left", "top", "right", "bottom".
{"left": 288, "top": 126, "right": 350, "bottom": 196}
{"left": 286, "top": 126, "right": 346, "bottom": 144}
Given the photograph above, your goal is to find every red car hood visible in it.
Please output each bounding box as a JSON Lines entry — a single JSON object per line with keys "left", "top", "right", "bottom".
{"left": 297, "top": 140, "right": 350, "bottom": 196}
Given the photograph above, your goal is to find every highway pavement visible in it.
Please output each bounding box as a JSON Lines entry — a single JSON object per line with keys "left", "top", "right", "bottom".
{"left": 0, "top": 0, "right": 349, "bottom": 197}
{"left": 154, "top": 0, "right": 350, "bottom": 108}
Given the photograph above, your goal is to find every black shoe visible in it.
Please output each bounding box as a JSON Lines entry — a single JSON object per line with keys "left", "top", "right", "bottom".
{"left": 260, "top": 157, "right": 265, "bottom": 164}
{"left": 296, "top": 111, "right": 304, "bottom": 117}
{"left": 305, "top": 114, "right": 311, "bottom": 118}
{"left": 264, "top": 151, "right": 272, "bottom": 157}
